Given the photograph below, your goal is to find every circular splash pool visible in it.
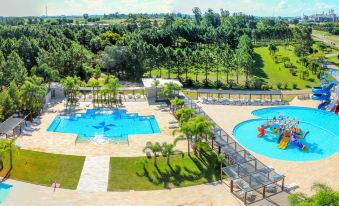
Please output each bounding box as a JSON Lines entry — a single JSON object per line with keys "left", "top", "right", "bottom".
{"left": 233, "top": 106, "right": 339, "bottom": 162}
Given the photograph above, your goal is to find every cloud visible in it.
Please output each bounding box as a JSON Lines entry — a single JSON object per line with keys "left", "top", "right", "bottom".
{"left": 278, "top": 0, "right": 287, "bottom": 9}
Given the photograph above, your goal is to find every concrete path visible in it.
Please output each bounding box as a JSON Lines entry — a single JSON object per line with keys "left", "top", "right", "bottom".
{"left": 77, "top": 156, "right": 110, "bottom": 192}
{"left": 312, "top": 33, "right": 339, "bottom": 48}
{"left": 4, "top": 179, "right": 243, "bottom": 206}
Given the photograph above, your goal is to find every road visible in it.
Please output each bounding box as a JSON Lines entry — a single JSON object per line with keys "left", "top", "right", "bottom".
{"left": 312, "top": 33, "right": 339, "bottom": 49}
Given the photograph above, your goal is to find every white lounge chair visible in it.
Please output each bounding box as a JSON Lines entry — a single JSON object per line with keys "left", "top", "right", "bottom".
{"left": 169, "top": 124, "right": 179, "bottom": 129}
{"left": 168, "top": 120, "right": 178, "bottom": 124}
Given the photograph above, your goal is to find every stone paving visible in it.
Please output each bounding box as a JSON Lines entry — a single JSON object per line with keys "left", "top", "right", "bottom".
{"left": 16, "top": 100, "right": 187, "bottom": 157}
{"left": 77, "top": 156, "right": 110, "bottom": 192}
{"left": 198, "top": 98, "right": 339, "bottom": 195}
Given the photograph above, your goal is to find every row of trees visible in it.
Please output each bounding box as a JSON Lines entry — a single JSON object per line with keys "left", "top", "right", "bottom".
{"left": 0, "top": 77, "right": 47, "bottom": 121}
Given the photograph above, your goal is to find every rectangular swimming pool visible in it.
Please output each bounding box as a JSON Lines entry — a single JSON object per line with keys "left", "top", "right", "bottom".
{"left": 48, "top": 109, "right": 161, "bottom": 142}
{"left": 0, "top": 182, "right": 12, "bottom": 205}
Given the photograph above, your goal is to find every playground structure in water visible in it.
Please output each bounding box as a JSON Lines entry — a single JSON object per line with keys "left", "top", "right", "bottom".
{"left": 311, "top": 75, "right": 338, "bottom": 111}
{"left": 257, "top": 113, "right": 308, "bottom": 151}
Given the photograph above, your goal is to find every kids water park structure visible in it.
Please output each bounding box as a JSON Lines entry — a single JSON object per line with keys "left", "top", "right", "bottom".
{"left": 257, "top": 114, "right": 308, "bottom": 151}
{"left": 311, "top": 77, "right": 339, "bottom": 112}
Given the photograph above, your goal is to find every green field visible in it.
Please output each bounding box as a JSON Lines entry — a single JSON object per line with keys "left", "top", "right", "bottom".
{"left": 150, "top": 45, "right": 320, "bottom": 90}
{"left": 327, "top": 55, "right": 339, "bottom": 66}
{"left": 0, "top": 149, "right": 85, "bottom": 189}
{"left": 254, "top": 46, "right": 320, "bottom": 89}
{"left": 108, "top": 147, "right": 219, "bottom": 191}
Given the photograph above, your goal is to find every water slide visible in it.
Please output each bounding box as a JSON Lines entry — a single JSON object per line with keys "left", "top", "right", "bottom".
{"left": 312, "top": 82, "right": 338, "bottom": 110}
{"left": 335, "top": 105, "right": 339, "bottom": 114}
{"left": 291, "top": 134, "right": 307, "bottom": 150}
{"left": 278, "top": 136, "right": 290, "bottom": 149}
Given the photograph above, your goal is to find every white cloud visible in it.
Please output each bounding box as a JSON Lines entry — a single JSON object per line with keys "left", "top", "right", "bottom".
{"left": 278, "top": 0, "right": 287, "bottom": 9}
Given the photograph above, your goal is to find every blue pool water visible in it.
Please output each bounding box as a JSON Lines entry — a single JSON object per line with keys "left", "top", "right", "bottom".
{"left": 0, "top": 183, "right": 12, "bottom": 205}
{"left": 233, "top": 106, "right": 339, "bottom": 161}
{"left": 48, "top": 109, "right": 160, "bottom": 141}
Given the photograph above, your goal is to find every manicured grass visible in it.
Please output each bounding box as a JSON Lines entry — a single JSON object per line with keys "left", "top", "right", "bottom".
{"left": 108, "top": 146, "right": 219, "bottom": 191}
{"left": 327, "top": 56, "right": 339, "bottom": 66}
{"left": 0, "top": 149, "right": 85, "bottom": 189}
{"left": 150, "top": 45, "right": 321, "bottom": 90}
{"left": 254, "top": 46, "right": 320, "bottom": 89}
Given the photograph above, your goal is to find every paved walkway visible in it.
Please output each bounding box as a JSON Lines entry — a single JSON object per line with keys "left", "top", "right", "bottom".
{"left": 77, "top": 156, "right": 110, "bottom": 192}
{"left": 4, "top": 179, "right": 242, "bottom": 206}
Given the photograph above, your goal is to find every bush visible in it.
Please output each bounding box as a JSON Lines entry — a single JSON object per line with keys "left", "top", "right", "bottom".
{"left": 308, "top": 78, "right": 315, "bottom": 82}
{"left": 306, "top": 85, "right": 311, "bottom": 88}
{"left": 292, "top": 83, "right": 298, "bottom": 89}
{"left": 249, "top": 77, "right": 266, "bottom": 89}
{"left": 261, "top": 84, "right": 270, "bottom": 90}
{"left": 284, "top": 61, "right": 294, "bottom": 68}
{"left": 289, "top": 68, "right": 297, "bottom": 76}
{"left": 283, "top": 82, "right": 288, "bottom": 89}
{"left": 276, "top": 82, "right": 282, "bottom": 89}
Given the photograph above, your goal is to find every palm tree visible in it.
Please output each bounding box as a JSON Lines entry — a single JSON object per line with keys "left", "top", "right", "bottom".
{"left": 217, "top": 154, "right": 225, "bottom": 182}
{"left": 161, "top": 82, "right": 182, "bottom": 98}
{"left": 288, "top": 183, "right": 337, "bottom": 206}
{"left": 171, "top": 97, "right": 185, "bottom": 111}
{"left": 143, "top": 141, "right": 162, "bottom": 165}
{"left": 105, "top": 76, "right": 121, "bottom": 105}
{"left": 190, "top": 115, "right": 214, "bottom": 142}
{"left": 87, "top": 79, "right": 100, "bottom": 105}
{"left": 161, "top": 142, "right": 183, "bottom": 165}
{"left": 0, "top": 137, "right": 18, "bottom": 172}
{"left": 173, "top": 120, "right": 195, "bottom": 155}
{"left": 151, "top": 79, "right": 160, "bottom": 101}
{"left": 61, "top": 76, "right": 81, "bottom": 104}
{"left": 175, "top": 107, "right": 195, "bottom": 125}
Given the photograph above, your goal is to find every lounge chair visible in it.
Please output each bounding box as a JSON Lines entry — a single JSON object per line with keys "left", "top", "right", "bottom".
{"left": 24, "top": 126, "right": 36, "bottom": 131}
{"left": 22, "top": 130, "right": 33, "bottom": 136}
{"left": 266, "top": 184, "right": 277, "bottom": 193}
{"left": 161, "top": 108, "right": 170, "bottom": 112}
{"left": 168, "top": 124, "right": 179, "bottom": 129}
{"left": 168, "top": 120, "right": 178, "bottom": 124}
{"left": 283, "top": 182, "right": 298, "bottom": 191}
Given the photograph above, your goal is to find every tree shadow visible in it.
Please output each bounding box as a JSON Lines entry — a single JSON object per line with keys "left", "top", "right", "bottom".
{"left": 136, "top": 152, "right": 218, "bottom": 189}
{"left": 252, "top": 52, "right": 268, "bottom": 79}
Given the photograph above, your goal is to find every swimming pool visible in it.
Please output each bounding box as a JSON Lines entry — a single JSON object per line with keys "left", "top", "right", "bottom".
{"left": 0, "top": 183, "right": 12, "bottom": 205}
{"left": 48, "top": 109, "right": 160, "bottom": 142}
{"left": 233, "top": 106, "right": 339, "bottom": 161}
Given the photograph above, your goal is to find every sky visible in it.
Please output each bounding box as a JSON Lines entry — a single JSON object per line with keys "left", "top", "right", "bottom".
{"left": 0, "top": 0, "right": 338, "bottom": 17}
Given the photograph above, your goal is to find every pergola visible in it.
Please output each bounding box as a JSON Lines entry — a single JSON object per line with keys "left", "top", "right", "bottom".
{"left": 0, "top": 115, "right": 27, "bottom": 137}
{"left": 197, "top": 89, "right": 284, "bottom": 101}
{"left": 78, "top": 87, "right": 145, "bottom": 95}
{"left": 179, "top": 96, "right": 286, "bottom": 204}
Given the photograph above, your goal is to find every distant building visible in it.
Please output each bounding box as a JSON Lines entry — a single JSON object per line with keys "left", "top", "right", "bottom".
{"left": 304, "top": 10, "right": 337, "bottom": 22}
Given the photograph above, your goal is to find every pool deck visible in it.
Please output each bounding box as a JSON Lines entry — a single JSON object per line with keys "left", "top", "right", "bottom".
{"left": 4, "top": 179, "right": 243, "bottom": 206}
{"left": 4, "top": 97, "right": 338, "bottom": 205}
{"left": 16, "top": 100, "right": 187, "bottom": 157}
{"left": 198, "top": 98, "right": 339, "bottom": 195}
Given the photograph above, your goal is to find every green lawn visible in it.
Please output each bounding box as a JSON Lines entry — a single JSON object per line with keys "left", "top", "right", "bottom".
{"left": 150, "top": 45, "right": 321, "bottom": 90}
{"left": 0, "top": 149, "right": 85, "bottom": 189}
{"left": 327, "top": 55, "right": 339, "bottom": 66}
{"left": 108, "top": 146, "right": 219, "bottom": 191}
{"left": 253, "top": 46, "right": 320, "bottom": 89}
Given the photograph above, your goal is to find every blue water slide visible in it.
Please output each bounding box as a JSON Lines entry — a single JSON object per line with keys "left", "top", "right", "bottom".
{"left": 311, "top": 82, "right": 338, "bottom": 110}
{"left": 312, "top": 82, "right": 337, "bottom": 94}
